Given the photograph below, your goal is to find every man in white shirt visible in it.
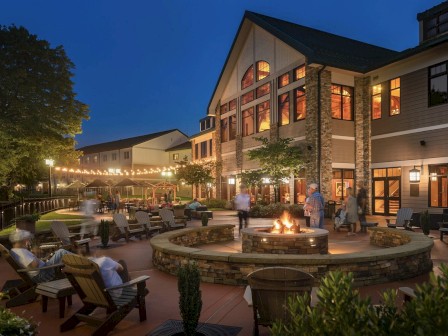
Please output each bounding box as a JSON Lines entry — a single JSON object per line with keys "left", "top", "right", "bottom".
{"left": 9, "top": 229, "right": 72, "bottom": 283}
{"left": 234, "top": 185, "right": 251, "bottom": 233}
{"left": 89, "top": 256, "right": 125, "bottom": 296}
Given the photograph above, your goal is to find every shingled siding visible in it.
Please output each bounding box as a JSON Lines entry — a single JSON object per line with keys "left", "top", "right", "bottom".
{"left": 151, "top": 226, "right": 434, "bottom": 286}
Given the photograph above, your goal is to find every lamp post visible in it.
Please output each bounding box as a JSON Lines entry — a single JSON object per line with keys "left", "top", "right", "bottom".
{"left": 45, "top": 159, "right": 54, "bottom": 197}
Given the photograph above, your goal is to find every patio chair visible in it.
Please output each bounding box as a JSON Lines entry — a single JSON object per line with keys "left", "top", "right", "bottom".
{"left": 0, "top": 244, "right": 64, "bottom": 308}
{"left": 159, "top": 208, "right": 186, "bottom": 231}
{"left": 51, "top": 221, "right": 91, "bottom": 254}
{"left": 135, "top": 211, "right": 162, "bottom": 236}
{"left": 61, "top": 254, "right": 150, "bottom": 336}
{"left": 111, "top": 213, "right": 147, "bottom": 242}
{"left": 247, "top": 267, "right": 315, "bottom": 336}
{"left": 386, "top": 208, "right": 414, "bottom": 230}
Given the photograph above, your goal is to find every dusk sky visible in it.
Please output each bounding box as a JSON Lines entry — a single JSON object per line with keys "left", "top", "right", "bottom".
{"left": 1, "top": 0, "right": 443, "bottom": 148}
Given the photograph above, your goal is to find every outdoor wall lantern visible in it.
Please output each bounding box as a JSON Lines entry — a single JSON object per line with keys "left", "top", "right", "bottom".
{"left": 430, "top": 172, "right": 438, "bottom": 182}
{"left": 409, "top": 166, "right": 421, "bottom": 183}
{"left": 228, "top": 177, "right": 236, "bottom": 185}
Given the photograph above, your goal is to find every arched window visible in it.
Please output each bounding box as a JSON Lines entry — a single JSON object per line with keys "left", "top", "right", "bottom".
{"left": 241, "top": 65, "right": 254, "bottom": 90}
{"left": 256, "top": 61, "right": 270, "bottom": 81}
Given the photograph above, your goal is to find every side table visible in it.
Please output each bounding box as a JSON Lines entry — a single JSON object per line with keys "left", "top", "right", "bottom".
{"left": 35, "top": 278, "right": 76, "bottom": 318}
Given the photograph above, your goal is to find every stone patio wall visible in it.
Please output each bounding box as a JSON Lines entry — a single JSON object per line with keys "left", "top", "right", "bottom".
{"left": 151, "top": 225, "right": 434, "bottom": 286}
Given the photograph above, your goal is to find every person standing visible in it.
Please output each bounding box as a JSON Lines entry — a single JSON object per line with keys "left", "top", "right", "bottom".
{"left": 113, "top": 190, "right": 120, "bottom": 214}
{"left": 356, "top": 181, "right": 367, "bottom": 223}
{"left": 303, "top": 189, "right": 312, "bottom": 227}
{"left": 305, "top": 183, "right": 325, "bottom": 229}
{"left": 345, "top": 187, "right": 359, "bottom": 236}
{"left": 234, "top": 185, "right": 251, "bottom": 233}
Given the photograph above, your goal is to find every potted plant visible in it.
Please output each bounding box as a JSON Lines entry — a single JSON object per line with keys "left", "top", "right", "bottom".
{"left": 0, "top": 306, "right": 38, "bottom": 335}
{"left": 420, "top": 210, "right": 431, "bottom": 235}
{"left": 99, "top": 219, "right": 110, "bottom": 248}
{"left": 174, "top": 204, "right": 186, "bottom": 218}
{"left": 178, "top": 262, "right": 203, "bottom": 336}
{"left": 14, "top": 213, "right": 40, "bottom": 234}
{"left": 201, "top": 213, "right": 208, "bottom": 227}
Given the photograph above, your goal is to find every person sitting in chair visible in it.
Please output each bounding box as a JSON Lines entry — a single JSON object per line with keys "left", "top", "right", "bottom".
{"left": 188, "top": 198, "right": 202, "bottom": 210}
{"left": 9, "top": 229, "right": 73, "bottom": 283}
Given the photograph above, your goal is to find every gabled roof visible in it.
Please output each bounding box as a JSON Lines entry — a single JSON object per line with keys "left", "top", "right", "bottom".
{"left": 165, "top": 140, "right": 191, "bottom": 152}
{"left": 79, "top": 129, "right": 185, "bottom": 154}
{"left": 189, "top": 126, "right": 216, "bottom": 140}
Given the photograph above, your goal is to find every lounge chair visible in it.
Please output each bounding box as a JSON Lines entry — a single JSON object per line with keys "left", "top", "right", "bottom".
{"left": 61, "top": 254, "right": 150, "bottom": 336}
{"left": 0, "top": 244, "right": 64, "bottom": 308}
{"left": 247, "top": 267, "right": 315, "bottom": 336}
{"left": 386, "top": 208, "right": 414, "bottom": 230}
{"left": 159, "top": 208, "right": 186, "bottom": 231}
{"left": 51, "top": 221, "right": 91, "bottom": 253}
{"left": 135, "top": 211, "right": 162, "bottom": 236}
{"left": 111, "top": 213, "right": 147, "bottom": 242}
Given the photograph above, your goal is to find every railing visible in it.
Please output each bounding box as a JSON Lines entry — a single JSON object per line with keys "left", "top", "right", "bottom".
{"left": 0, "top": 197, "right": 76, "bottom": 231}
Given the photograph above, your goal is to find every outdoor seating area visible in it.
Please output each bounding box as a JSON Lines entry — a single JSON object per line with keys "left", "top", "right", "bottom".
{"left": 0, "top": 209, "right": 447, "bottom": 335}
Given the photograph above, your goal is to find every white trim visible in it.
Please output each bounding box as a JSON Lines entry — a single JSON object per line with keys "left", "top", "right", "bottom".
{"left": 242, "top": 145, "right": 262, "bottom": 152}
{"left": 371, "top": 157, "right": 448, "bottom": 169}
{"left": 222, "top": 151, "right": 236, "bottom": 157}
{"left": 332, "top": 163, "right": 355, "bottom": 169}
{"left": 291, "top": 136, "right": 306, "bottom": 142}
{"left": 371, "top": 123, "right": 448, "bottom": 140}
{"left": 332, "top": 135, "right": 355, "bottom": 141}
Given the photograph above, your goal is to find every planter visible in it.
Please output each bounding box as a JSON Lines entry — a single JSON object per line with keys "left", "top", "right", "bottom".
{"left": 16, "top": 220, "right": 36, "bottom": 234}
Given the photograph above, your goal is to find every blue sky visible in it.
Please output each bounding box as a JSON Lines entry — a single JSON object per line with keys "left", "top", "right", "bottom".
{"left": 1, "top": 0, "right": 443, "bottom": 147}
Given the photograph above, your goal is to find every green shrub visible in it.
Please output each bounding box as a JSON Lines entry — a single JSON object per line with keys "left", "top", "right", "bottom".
{"left": 0, "top": 307, "right": 38, "bottom": 335}
{"left": 99, "top": 220, "right": 110, "bottom": 247}
{"left": 178, "top": 262, "right": 202, "bottom": 336}
{"left": 271, "top": 265, "right": 448, "bottom": 336}
{"left": 249, "top": 202, "right": 288, "bottom": 218}
{"left": 202, "top": 198, "right": 226, "bottom": 209}
{"left": 201, "top": 213, "right": 208, "bottom": 226}
{"left": 288, "top": 204, "right": 304, "bottom": 218}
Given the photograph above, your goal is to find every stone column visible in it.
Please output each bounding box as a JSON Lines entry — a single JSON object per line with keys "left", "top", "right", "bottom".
{"left": 214, "top": 104, "right": 223, "bottom": 200}
{"left": 354, "top": 77, "right": 372, "bottom": 214}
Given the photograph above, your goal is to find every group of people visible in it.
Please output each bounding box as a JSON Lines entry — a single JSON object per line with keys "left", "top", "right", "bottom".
{"left": 333, "top": 182, "right": 367, "bottom": 235}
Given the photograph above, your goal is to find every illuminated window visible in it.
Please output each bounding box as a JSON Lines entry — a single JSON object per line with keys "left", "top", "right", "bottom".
{"left": 294, "top": 65, "right": 306, "bottom": 81}
{"left": 242, "top": 107, "right": 254, "bottom": 137}
{"left": 331, "top": 84, "right": 353, "bottom": 120}
{"left": 429, "top": 164, "right": 448, "bottom": 207}
{"left": 241, "top": 65, "right": 254, "bottom": 89}
{"left": 256, "top": 61, "right": 270, "bottom": 81}
{"left": 123, "top": 152, "right": 130, "bottom": 160}
{"left": 93, "top": 155, "right": 98, "bottom": 163}
{"left": 256, "top": 83, "right": 270, "bottom": 98}
{"left": 229, "top": 99, "right": 237, "bottom": 111}
{"left": 229, "top": 115, "right": 236, "bottom": 140}
{"left": 372, "top": 84, "right": 382, "bottom": 120}
{"left": 390, "top": 78, "right": 400, "bottom": 116}
{"left": 278, "top": 93, "right": 290, "bottom": 126}
{"left": 429, "top": 62, "right": 448, "bottom": 106}
{"left": 221, "top": 118, "right": 228, "bottom": 143}
{"left": 256, "top": 101, "right": 270, "bottom": 133}
{"left": 278, "top": 73, "right": 290, "bottom": 88}
{"left": 85, "top": 157, "right": 90, "bottom": 164}
{"left": 241, "top": 90, "right": 254, "bottom": 105}
{"left": 173, "top": 154, "right": 179, "bottom": 160}
{"left": 295, "top": 86, "right": 306, "bottom": 120}
{"left": 220, "top": 103, "right": 228, "bottom": 115}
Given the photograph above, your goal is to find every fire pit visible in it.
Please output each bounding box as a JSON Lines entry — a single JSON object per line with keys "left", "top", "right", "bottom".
{"left": 242, "top": 212, "right": 329, "bottom": 254}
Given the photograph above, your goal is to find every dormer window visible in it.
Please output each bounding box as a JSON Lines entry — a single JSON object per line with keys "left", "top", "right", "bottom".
{"left": 424, "top": 9, "right": 448, "bottom": 39}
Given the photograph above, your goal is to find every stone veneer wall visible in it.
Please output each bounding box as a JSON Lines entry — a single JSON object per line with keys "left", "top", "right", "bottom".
{"left": 354, "top": 77, "right": 372, "bottom": 214}
{"left": 151, "top": 225, "right": 433, "bottom": 287}
{"left": 214, "top": 103, "right": 223, "bottom": 199}
{"left": 370, "top": 228, "right": 411, "bottom": 247}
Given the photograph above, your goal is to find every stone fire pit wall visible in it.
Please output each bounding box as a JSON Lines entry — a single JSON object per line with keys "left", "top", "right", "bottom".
{"left": 150, "top": 225, "right": 434, "bottom": 287}
{"left": 242, "top": 227, "right": 328, "bottom": 254}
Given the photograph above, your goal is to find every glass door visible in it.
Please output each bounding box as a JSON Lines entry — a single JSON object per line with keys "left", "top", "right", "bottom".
{"left": 372, "top": 168, "right": 401, "bottom": 215}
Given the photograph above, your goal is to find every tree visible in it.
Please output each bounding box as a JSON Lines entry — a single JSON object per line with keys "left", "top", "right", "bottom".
{"left": 175, "top": 158, "right": 220, "bottom": 200}
{"left": 239, "top": 169, "right": 263, "bottom": 203}
{"left": 0, "top": 25, "right": 89, "bottom": 195}
{"left": 247, "top": 137, "right": 305, "bottom": 202}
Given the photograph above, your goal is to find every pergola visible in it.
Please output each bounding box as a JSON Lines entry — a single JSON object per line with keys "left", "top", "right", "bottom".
{"left": 151, "top": 181, "right": 177, "bottom": 204}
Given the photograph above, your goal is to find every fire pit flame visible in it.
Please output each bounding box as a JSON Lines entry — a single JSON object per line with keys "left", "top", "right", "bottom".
{"left": 271, "top": 211, "right": 300, "bottom": 234}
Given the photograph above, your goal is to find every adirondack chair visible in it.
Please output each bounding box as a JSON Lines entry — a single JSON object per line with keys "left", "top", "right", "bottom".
{"left": 247, "top": 267, "right": 315, "bottom": 336}
{"left": 111, "top": 213, "right": 147, "bottom": 242}
{"left": 159, "top": 208, "right": 186, "bottom": 231}
{"left": 0, "top": 244, "right": 64, "bottom": 308}
{"left": 135, "top": 211, "right": 162, "bottom": 236}
{"left": 61, "top": 254, "right": 150, "bottom": 336}
{"left": 386, "top": 208, "right": 414, "bottom": 230}
{"left": 51, "top": 221, "right": 91, "bottom": 253}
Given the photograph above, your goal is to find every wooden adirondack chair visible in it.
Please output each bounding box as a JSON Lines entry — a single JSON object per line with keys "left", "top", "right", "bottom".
{"left": 111, "top": 213, "right": 147, "bottom": 242}
{"left": 247, "top": 267, "right": 315, "bottom": 336}
{"left": 51, "top": 221, "right": 91, "bottom": 253}
{"left": 0, "top": 244, "right": 64, "bottom": 308}
{"left": 135, "top": 211, "right": 162, "bottom": 236}
{"left": 61, "top": 254, "right": 150, "bottom": 336}
{"left": 159, "top": 208, "right": 186, "bottom": 231}
{"left": 386, "top": 208, "right": 414, "bottom": 230}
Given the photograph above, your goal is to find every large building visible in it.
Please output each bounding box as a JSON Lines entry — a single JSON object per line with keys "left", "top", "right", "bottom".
{"left": 204, "top": 2, "right": 448, "bottom": 216}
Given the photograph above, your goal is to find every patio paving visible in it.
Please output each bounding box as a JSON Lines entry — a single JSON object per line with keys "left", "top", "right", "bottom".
{"left": 0, "top": 209, "right": 447, "bottom": 335}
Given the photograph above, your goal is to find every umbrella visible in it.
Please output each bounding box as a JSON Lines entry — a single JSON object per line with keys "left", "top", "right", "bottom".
{"left": 114, "top": 178, "right": 140, "bottom": 198}
{"left": 66, "top": 181, "right": 85, "bottom": 201}
{"left": 137, "top": 181, "right": 155, "bottom": 200}
{"left": 84, "top": 179, "right": 110, "bottom": 188}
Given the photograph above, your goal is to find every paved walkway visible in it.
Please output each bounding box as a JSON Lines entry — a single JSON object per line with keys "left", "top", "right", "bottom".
{"left": 1, "top": 209, "right": 447, "bottom": 335}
